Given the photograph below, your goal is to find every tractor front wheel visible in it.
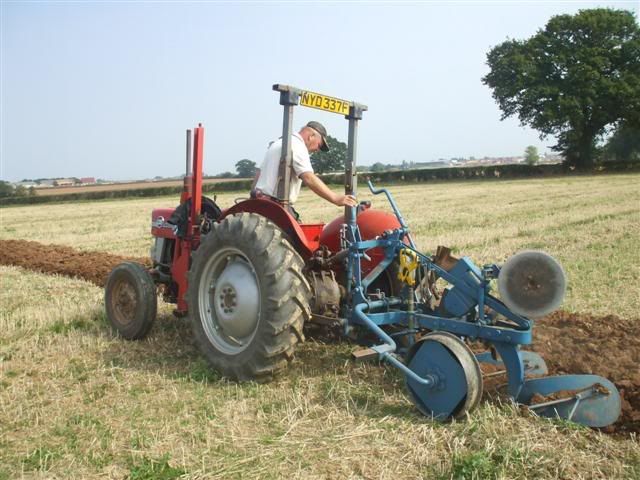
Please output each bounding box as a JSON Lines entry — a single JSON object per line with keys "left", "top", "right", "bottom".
{"left": 104, "top": 262, "right": 157, "bottom": 340}
{"left": 188, "top": 213, "right": 311, "bottom": 381}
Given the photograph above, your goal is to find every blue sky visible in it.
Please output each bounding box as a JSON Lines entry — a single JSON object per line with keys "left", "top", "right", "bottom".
{"left": 1, "top": 1, "right": 638, "bottom": 181}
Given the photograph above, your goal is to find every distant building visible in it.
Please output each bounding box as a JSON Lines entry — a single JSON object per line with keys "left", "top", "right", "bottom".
{"left": 54, "top": 178, "right": 75, "bottom": 187}
{"left": 79, "top": 177, "right": 96, "bottom": 185}
{"left": 16, "top": 181, "right": 37, "bottom": 188}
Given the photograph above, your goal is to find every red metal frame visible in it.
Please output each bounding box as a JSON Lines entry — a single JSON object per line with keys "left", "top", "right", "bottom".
{"left": 172, "top": 124, "right": 205, "bottom": 313}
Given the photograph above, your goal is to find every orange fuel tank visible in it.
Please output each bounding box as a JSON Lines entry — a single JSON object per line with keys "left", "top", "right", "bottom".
{"left": 319, "top": 207, "right": 405, "bottom": 276}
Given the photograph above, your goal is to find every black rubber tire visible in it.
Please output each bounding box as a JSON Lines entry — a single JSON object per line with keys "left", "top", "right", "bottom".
{"left": 104, "top": 262, "right": 157, "bottom": 340}
{"left": 188, "top": 212, "right": 311, "bottom": 381}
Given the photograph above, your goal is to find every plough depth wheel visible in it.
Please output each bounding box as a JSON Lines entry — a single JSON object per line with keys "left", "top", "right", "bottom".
{"left": 406, "top": 332, "right": 483, "bottom": 420}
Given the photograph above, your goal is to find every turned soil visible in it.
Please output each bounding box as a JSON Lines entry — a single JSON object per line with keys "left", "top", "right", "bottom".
{"left": 0, "top": 239, "right": 150, "bottom": 287}
{"left": 1, "top": 239, "right": 637, "bottom": 435}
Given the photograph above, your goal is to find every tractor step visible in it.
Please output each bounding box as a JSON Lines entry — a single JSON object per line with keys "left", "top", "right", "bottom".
{"left": 352, "top": 348, "right": 378, "bottom": 361}
{"left": 352, "top": 343, "right": 397, "bottom": 362}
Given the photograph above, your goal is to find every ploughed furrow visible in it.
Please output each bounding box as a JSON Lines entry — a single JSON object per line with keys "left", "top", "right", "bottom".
{"left": 533, "top": 311, "right": 640, "bottom": 435}
{"left": 0, "top": 239, "right": 150, "bottom": 287}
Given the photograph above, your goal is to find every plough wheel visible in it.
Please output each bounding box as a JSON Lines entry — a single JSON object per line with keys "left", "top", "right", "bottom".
{"left": 406, "top": 332, "right": 483, "bottom": 420}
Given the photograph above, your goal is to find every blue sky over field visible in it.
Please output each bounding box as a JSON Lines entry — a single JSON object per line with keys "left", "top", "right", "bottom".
{"left": 1, "top": 1, "right": 638, "bottom": 181}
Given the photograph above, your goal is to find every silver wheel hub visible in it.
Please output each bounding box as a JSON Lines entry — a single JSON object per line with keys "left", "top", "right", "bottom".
{"left": 213, "top": 261, "right": 259, "bottom": 338}
{"left": 198, "top": 248, "right": 261, "bottom": 354}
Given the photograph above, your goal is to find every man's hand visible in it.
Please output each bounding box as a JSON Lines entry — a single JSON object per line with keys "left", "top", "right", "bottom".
{"left": 300, "top": 172, "right": 358, "bottom": 208}
{"left": 334, "top": 194, "right": 357, "bottom": 207}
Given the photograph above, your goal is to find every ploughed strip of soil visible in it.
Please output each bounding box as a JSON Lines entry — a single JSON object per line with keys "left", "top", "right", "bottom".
{"left": 0, "top": 239, "right": 150, "bottom": 287}
{"left": 531, "top": 312, "right": 640, "bottom": 435}
{"left": 476, "top": 311, "right": 639, "bottom": 436}
{"left": 1, "top": 239, "right": 638, "bottom": 435}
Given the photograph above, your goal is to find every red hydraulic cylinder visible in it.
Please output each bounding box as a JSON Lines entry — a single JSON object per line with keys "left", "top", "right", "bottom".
{"left": 173, "top": 124, "right": 205, "bottom": 313}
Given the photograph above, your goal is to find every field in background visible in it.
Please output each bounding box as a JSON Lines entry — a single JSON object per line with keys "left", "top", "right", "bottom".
{"left": 4, "top": 173, "right": 639, "bottom": 318}
{"left": 1, "top": 174, "right": 639, "bottom": 478}
{"left": 34, "top": 177, "right": 248, "bottom": 196}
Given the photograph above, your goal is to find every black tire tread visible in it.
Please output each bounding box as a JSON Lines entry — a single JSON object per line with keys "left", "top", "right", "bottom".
{"left": 104, "top": 261, "right": 157, "bottom": 340}
{"left": 188, "top": 213, "right": 311, "bottom": 381}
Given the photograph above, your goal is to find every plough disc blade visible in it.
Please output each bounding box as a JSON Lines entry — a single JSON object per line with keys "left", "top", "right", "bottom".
{"left": 518, "top": 375, "right": 620, "bottom": 427}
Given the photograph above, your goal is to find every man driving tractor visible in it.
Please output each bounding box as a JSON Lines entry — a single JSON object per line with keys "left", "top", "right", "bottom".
{"left": 251, "top": 121, "right": 357, "bottom": 219}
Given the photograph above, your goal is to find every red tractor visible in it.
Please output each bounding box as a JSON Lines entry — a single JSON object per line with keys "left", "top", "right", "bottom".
{"left": 105, "top": 85, "right": 620, "bottom": 426}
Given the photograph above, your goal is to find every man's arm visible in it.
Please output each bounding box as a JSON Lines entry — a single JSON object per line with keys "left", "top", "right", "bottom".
{"left": 250, "top": 169, "right": 261, "bottom": 191}
{"left": 249, "top": 168, "right": 260, "bottom": 198}
{"left": 299, "top": 171, "right": 357, "bottom": 207}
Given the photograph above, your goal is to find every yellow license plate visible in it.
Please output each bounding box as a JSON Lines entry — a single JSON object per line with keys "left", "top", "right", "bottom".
{"left": 300, "top": 90, "right": 352, "bottom": 115}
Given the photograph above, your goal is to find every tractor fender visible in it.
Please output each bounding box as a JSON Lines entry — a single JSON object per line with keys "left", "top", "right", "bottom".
{"left": 220, "top": 198, "right": 321, "bottom": 259}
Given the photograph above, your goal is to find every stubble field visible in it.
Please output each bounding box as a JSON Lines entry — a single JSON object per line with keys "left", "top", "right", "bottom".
{"left": 0, "top": 174, "right": 639, "bottom": 479}
{"left": 33, "top": 178, "right": 247, "bottom": 197}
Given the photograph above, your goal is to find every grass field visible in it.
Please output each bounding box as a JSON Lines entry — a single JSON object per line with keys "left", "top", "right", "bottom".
{"left": 1, "top": 174, "right": 639, "bottom": 478}
{"left": 33, "top": 177, "right": 248, "bottom": 197}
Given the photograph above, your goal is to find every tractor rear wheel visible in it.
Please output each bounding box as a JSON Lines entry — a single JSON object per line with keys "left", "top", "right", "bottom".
{"left": 188, "top": 213, "right": 311, "bottom": 381}
{"left": 105, "top": 262, "right": 157, "bottom": 340}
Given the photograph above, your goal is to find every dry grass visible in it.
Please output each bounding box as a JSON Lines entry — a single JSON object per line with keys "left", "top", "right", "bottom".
{"left": 1, "top": 174, "right": 639, "bottom": 479}
{"left": 2, "top": 173, "right": 639, "bottom": 316}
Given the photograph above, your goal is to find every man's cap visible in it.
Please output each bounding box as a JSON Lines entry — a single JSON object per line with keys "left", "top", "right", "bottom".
{"left": 306, "top": 121, "right": 330, "bottom": 152}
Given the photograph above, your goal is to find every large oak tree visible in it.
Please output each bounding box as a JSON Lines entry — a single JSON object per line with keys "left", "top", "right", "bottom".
{"left": 235, "top": 159, "right": 257, "bottom": 178}
{"left": 483, "top": 9, "right": 640, "bottom": 168}
{"left": 310, "top": 135, "right": 348, "bottom": 174}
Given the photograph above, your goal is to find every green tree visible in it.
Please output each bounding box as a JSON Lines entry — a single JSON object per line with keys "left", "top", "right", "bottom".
{"left": 0, "top": 181, "right": 14, "bottom": 198}
{"left": 310, "top": 135, "right": 347, "bottom": 174}
{"left": 524, "top": 146, "right": 540, "bottom": 165}
{"left": 602, "top": 122, "right": 640, "bottom": 161}
{"left": 370, "top": 162, "right": 386, "bottom": 172}
{"left": 483, "top": 9, "right": 640, "bottom": 169}
{"left": 235, "top": 159, "right": 257, "bottom": 178}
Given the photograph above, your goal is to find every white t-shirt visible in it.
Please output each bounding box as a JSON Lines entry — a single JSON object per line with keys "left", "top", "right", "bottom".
{"left": 255, "top": 132, "right": 314, "bottom": 204}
